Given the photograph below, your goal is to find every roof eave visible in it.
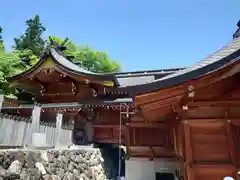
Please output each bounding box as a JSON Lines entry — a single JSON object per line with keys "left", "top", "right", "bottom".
{"left": 122, "top": 49, "right": 240, "bottom": 96}
{"left": 7, "top": 48, "right": 119, "bottom": 86}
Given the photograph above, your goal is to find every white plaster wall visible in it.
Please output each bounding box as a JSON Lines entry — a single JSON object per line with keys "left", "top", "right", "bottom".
{"left": 125, "top": 158, "right": 180, "bottom": 180}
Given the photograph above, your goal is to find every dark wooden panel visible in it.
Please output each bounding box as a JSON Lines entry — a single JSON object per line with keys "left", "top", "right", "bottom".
{"left": 94, "top": 111, "right": 121, "bottom": 125}
{"left": 232, "top": 125, "right": 240, "bottom": 167}
{"left": 191, "top": 125, "right": 230, "bottom": 162}
{"left": 187, "top": 107, "right": 227, "bottom": 119}
{"left": 94, "top": 127, "right": 113, "bottom": 140}
{"left": 46, "top": 81, "right": 74, "bottom": 94}
{"left": 193, "top": 164, "right": 236, "bottom": 180}
{"left": 187, "top": 106, "right": 240, "bottom": 119}
{"left": 129, "top": 127, "right": 167, "bottom": 147}
{"left": 93, "top": 126, "right": 126, "bottom": 144}
{"left": 128, "top": 146, "right": 173, "bottom": 158}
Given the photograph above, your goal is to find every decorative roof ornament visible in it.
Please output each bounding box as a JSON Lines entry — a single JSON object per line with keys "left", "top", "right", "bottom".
{"left": 233, "top": 20, "right": 240, "bottom": 39}
{"left": 48, "top": 37, "right": 76, "bottom": 62}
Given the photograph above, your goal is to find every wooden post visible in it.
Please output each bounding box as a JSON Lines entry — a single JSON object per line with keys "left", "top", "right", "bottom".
{"left": 225, "top": 121, "right": 237, "bottom": 165}
{"left": 85, "top": 121, "right": 93, "bottom": 144}
{"left": 32, "top": 104, "right": 41, "bottom": 133}
{"left": 55, "top": 113, "right": 63, "bottom": 147}
{"left": 183, "top": 121, "right": 194, "bottom": 180}
{"left": 31, "top": 104, "right": 42, "bottom": 146}
{"left": 0, "top": 90, "right": 4, "bottom": 112}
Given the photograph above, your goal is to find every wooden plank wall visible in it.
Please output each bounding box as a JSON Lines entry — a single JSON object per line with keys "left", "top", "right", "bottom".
{"left": 0, "top": 113, "right": 73, "bottom": 147}
{"left": 178, "top": 102, "right": 240, "bottom": 180}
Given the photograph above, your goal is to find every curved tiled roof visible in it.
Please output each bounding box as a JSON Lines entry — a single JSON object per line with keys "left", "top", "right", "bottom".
{"left": 8, "top": 36, "right": 240, "bottom": 95}
{"left": 8, "top": 47, "right": 119, "bottom": 85}
{"left": 121, "top": 37, "right": 240, "bottom": 95}
{"left": 115, "top": 68, "right": 183, "bottom": 87}
{"left": 8, "top": 47, "right": 183, "bottom": 87}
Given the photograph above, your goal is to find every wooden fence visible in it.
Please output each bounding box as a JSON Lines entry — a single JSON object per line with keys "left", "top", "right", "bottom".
{"left": 0, "top": 113, "right": 73, "bottom": 147}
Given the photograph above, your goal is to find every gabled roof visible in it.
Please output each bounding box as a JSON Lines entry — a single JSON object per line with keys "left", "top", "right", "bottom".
{"left": 8, "top": 47, "right": 119, "bottom": 86}
{"left": 121, "top": 37, "right": 240, "bottom": 95}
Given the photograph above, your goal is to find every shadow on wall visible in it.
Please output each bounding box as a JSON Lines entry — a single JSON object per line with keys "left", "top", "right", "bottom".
{"left": 94, "top": 143, "right": 125, "bottom": 180}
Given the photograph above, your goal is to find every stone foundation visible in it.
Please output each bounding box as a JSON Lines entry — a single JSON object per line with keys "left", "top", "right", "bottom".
{"left": 0, "top": 148, "right": 108, "bottom": 180}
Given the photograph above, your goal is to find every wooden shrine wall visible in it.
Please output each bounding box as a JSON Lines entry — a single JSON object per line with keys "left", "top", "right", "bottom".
{"left": 126, "top": 107, "right": 174, "bottom": 158}
{"left": 127, "top": 122, "right": 174, "bottom": 158}
{"left": 177, "top": 100, "right": 240, "bottom": 180}
{"left": 91, "top": 110, "right": 123, "bottom": 144}
{"left": 92, "top": 108, "right": 174, "bottom": 158}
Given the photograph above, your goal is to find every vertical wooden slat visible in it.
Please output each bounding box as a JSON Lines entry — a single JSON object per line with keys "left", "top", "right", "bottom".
{"left": 183, "top": 121, "right": 194, "bottom": 180}
{"left": 225, "top": 121, "right": 237, "bottom": 165}
{"left": 0, "top": 93, "right": 4, "bottom": 112}
{"left": 133, "top": 128, "right": 136, "bottom": 145}
{"left": 173, "top": 127, "right": 178, "bottom": 157}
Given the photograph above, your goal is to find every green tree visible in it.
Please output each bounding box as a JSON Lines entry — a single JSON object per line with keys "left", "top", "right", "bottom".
{"left": 13, "top": 15, "right": 46, "bottom": 57}
{"left": 0, "top": 26, "right": 4, "bottom": 52}
{"left": 48, "top": 36, "right": 121, "bottom": 73}
{"left": 13, "top": 49, "right": 39, "bottom": 67}
{"left": 0, "top": 51, "right": 24, "bottom": 97}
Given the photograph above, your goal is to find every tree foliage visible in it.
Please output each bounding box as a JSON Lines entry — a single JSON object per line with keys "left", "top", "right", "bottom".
{"left": 13, "top": 15, "right": 46, "bottom": 56}
{"left": 0, "top": 51, "right": 23, "bottom": 97}
{"left": 48, "top": 36, "right": 121, "bottom": 73}
{"left": 0, "top": 27, "right": 4, "bottom": 52}
{"left": 0, "top": 15, "right": 121, "bottom": 98}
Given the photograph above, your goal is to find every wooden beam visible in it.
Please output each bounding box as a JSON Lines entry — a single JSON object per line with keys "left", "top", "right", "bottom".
{"left": 183, "top": 119, "right": 225, "bottom": 127}
{"left": 140, "top": 95, "right": 182, "bottom": 111}
{"left": 133, "top": 128, "right": 136, "bottom": 146}
{"left": 126, "top": 122, "right": 165, "bottom": 128}
{"left": 92, "top": 124, "right": 125, "bottom": 128}
{"left": 134, "top": 107, "right": 149, "bottom": 123}
{"left": 187, "top": 100, "right": 240, "bottom": 107}
{"left": 136, "top": 61, "right": 240, "bottom": 105}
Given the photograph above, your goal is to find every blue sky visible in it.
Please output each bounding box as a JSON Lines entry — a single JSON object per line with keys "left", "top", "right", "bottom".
{"left": 0, "top": 0, "right": 240, "bottom": 71}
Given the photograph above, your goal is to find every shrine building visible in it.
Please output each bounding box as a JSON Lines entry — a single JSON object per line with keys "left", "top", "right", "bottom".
{"left": 1, "top": 22, "right": 240, "bottom": 180}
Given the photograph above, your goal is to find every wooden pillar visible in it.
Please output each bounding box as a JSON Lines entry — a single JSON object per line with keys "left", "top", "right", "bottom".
{"left": 55, "top": 113, "right": 63, "bottom": 147}
{"left": 31, "top": 104, "right": 42, "bottom": 146}
{"left": 0, "top": 91, "right": 4, "bottom": 112}
{"left": 69, "top": 115, "right": 75, "bottom": 145}
{"left": 225, "top": 121, "right": 237, "bottom": 165}
{"left": 183, "top": 120, "right": 194, "bottom": 180}
{"left": 85, "top": 121, "right": 93, "bottom": 144}
{"left": 32, "top": 104, "right": 41, "bottom": 133}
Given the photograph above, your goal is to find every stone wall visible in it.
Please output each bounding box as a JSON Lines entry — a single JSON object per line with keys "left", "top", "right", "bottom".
{"left": 0, "top": 148, "right": 108, "bottom": 180}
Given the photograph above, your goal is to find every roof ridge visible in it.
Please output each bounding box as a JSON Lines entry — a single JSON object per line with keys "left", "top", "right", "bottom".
{"left": 192, "top": 37, "right": 240, "bottom": 66}
{"left": 153, "top": 37, "right": 240, "bottom": 82}
{"left": 113, "top": 68, "right": 184, "bottom": 75}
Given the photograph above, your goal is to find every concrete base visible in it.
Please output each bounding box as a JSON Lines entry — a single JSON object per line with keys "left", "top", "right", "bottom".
{"left": 125, "top": 158, "right": 180, "bottom": 180}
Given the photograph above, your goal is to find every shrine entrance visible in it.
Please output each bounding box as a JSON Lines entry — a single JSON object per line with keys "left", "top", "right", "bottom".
{"left": 95, "top": 143, "right": 126, "bottom": 180}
